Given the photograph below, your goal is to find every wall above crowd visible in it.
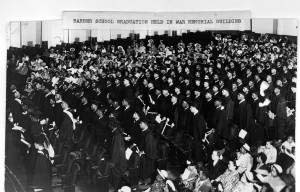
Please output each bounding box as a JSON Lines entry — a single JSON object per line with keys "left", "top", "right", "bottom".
{"left": 7, "top": 17, "right": 298, "bottom": 49}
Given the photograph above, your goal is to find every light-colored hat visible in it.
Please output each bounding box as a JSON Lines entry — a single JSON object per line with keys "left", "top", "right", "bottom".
{"left": 272, "top": 164, "right": 283, "bottom": 174}
{"left": 118, "top": 186, "right": 131, "bottom": 192}
{"left": 243, "top": 143, "right": 250, "bottom": 152}
{"left": 157, "top": 169, "right": 168, "bottom": 179}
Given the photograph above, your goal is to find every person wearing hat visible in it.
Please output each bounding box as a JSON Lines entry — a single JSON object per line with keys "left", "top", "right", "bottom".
{"left": 118, "top": 186, "right": 131, "bottom": 192}
{"left": 256, "top": 164, "right": 286, "bottom": 192}
{"left": 236, "top": 143, "right": 253, "bottom": 174}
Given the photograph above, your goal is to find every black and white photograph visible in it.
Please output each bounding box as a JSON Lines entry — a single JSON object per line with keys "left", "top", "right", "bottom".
{"left": 3, "top": 7, "right": 298, "bottom": 192}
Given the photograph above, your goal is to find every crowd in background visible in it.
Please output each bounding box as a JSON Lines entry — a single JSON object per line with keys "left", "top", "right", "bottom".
{"left": 6, "top": 32, "right": 297, "bottom": 192}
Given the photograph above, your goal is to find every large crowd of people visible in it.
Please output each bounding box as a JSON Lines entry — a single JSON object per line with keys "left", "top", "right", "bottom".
{"left": 6, "top": 31, "right": 297, "bottom": 192}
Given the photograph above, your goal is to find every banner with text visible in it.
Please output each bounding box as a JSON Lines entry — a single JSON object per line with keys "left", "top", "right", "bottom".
{"left": 62, "top": 11, "right": 251, "bottom": 31}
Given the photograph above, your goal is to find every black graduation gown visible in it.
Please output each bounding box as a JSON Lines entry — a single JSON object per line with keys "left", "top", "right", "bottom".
{"left": 177, "top": 107, "right": 192, "bottom": 133}
{"left": 202, "top": 99, "right": 215, "bottom": 129}
{"left": 53, "top": 102, "right": 63, "bottom": 129}
{"left": 237, "top": 101, "right": 253, "bottom": 131}
{"left": 190, "top": 112, "right": 206, "bottom": 141}
{"left": 10, "top": 99, "right": 23, "bottom": 124}
{"left": 207, "top": 160, "right": 227, "bottom": 180}
{"left": 140, "top": 129, "right": 158, "bottom": 180}
{"left": 32, "top": 151, "right": 52, "bottom": 191}
{"left": 109, "top": 129, "right": 127, "bottom": 188}
{"left": 120, "top": 106, "right": 134, "bottom": 134}
{"left": 214, "top": 107, "right": 230, "bottom": 140}
{"left": 59, "top": 112, "right": 74, "bottom": 148}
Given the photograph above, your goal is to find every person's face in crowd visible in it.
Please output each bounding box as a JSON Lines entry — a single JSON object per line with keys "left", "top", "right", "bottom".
{"left": 34, "top": 143, "right": 44, "bottom": 151}
{"left": 219, "top": 80, "right": 224, "bottom": 87}
{"left": 237, "top": 79, "right": 243, "bottom": 86}
{"left": 195, "top": 72, "right": 200, "bottom": 78}
{"left": 222, "top": 89, "right": 229, "bottom": 97}
{"left": 133, "top": 112, "right": 140, "bottom": 121}
{"left": 173, "top": 87, "right": 180, "bottom": 95}
{"left": 124, "top": 79, "right": 130, "bottom": 87}
{"left": 240, "top": 62, "right": 245, "bottom": 69}
{"left": 212, "top": 86, "right": 218, "bottom": 94}
{"left": 184, "top": 79, "right": 190, "bottom": 85}
{"left": 171, "top": 96, "right": 178, "bottom": 104}
{"left": 282, "top": 65, "right": 287, "bottom": 72}
{"left": 276, "top": 80, "right": 283, "bottom": 87}
{"left": 81, "top": 97, "right": 87, "bottom": 105}
{"left": 230, "top": 62, "right": 235, "bottom": 69}
{"left": 167, "top": 78, "right": 173, "bottom": 85}
{"left": 205, "top": 92, "right": 212, "bottom": 101}
{"left": 190, "top": 106, "right": 197, "bottom": 113}
{"left": 194, "top": 90, "right": 200, "bottom": 98}
{"left": 185, "top": 67, "right": 190, "bottom": 74}
{"left": 211, "top": 151, "right": 220, "bottom": 161}
{"left": 186, "top": 90, "right": 191, "bottom": 97}
{"left": 257, "top": 66, "right": 262, "bottom": 73}
{"left": 240, "top": 146, "right": 246, "bottom": 154}
{"left": 271, "top": 166, "right": 278, "bottom": 177}
{"left": 271, "top": 69, "right": 277, "bottom": 76}
{"left": 198, "top": 170, "right": 207, "bottom": 181}
{"left": 291, "top": 86, "right": 296, "bottom": 93}
{"left": 214, "top": 100, "right": 221, "bottom": 108}
{"left": 237, "top": 93, "right": 244, "bottom": 101}
{"left": 143, "top": 79, "right": 148, "bottom": 87}
{"left": 61, "top": 101, "right": 69, "bottom": 110}
{"left": 50, "top": 98, "right": 55, "bottom": 106}
{"left": 248, "top": 81, "right": 254, "bottom": 88}
{"left": 252, "top": 93, "right": 258, "bottom": 101}
{"left": 122, "top": 99, "right": 129, "bottom": 107}
{"left": 243, "top": 87, "right": 249, "bottom": 94}
{"left": 91, "top": 104, "right": 98, "bottom": 112}
{"left": 213, "top": 74, "right": 219, "bottom": 81}
{"left": 113, "top": 101, "right": 119, "bottom": 108}
{"left": 227, "top": 72, "right": 232, "bottom": 79}
{"left": 162, "top": 90, "right": 169, "bottom": 97}
{"left": 115, "top": 79, "right": 120, "bottom": 86}
{"left": 154, "top": 73, "right": 159, "bottom": 79}
{"left": 228, "top": 161, "right": 236, "bottom": 171}
{"left": 208, "top": 67, "right": 213, "bottom": 73}
{"left": 139, "top": 121, "right": 148, "bottom": 131}
{"left": 257, "top": 156, "right": 262, "bottom": 164}
{"left": 274, "top": 87, "right": 280, "bottom": 95}
{"left": 287, "top": 136, "right": 294, "bottom": 143}
{"left": 246, "top": 69, "right": 252, "bottom": 76}
{"left": 254, "top": 75, "right": 261, "bottom": 82}
{"left": 266, "top": 141, "right": 272, "bottom": 149}
{"left": 155, "top": 89, "right": 161, "bottom": 96}
{"left": 204, "top": 82, "right": 209, "bottom": 89}
{"left": 195, "top": 80, "right": 201, "bottom": 87}
{"left": 182, "top": 101, "right": 189, "bottom": 109}
{"left": 14, "top": 91, "right": 20, "bottom": 99}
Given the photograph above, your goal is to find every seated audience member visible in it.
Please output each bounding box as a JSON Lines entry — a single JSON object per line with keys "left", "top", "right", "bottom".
{"left": 212, "top": 160, "right": 239, "bottom": 192}
{"left": 256, "top": 164, "right": 286, "bottom": 192}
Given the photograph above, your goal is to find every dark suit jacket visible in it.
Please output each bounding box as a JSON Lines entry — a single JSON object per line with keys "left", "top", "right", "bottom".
{"left": 59, "top": 112, "right": 74, "bottom": 146}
